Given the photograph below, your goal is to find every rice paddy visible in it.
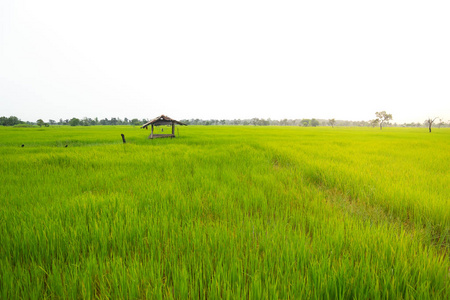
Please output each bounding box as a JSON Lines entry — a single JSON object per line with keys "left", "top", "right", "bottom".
{"left": 0, "top": 125, "right": 449, "bottom": 299}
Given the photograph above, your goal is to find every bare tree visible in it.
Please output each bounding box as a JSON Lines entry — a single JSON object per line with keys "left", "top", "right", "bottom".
{"left": 328, "top": 118, "right": 336, "bottom": 128}
{"left": 425, "top": 117, "right": 438, "bottom": 133}
{"left": 375, "top": 111, "right": 393, "bottom": 130}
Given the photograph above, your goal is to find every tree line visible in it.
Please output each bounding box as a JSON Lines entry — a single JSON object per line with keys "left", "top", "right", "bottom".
{"left": 1, "top": 114, "right": 449, "bottom": 130}
{"left": 1, "top": 116, "right": 147, "bottom": 127}
{"left": 179, "top": 118, "right": 321, "bottom": 126}
{"left": 0, "top": 116, "right": 23, "bottom": 126}
{"left": 180, "top": 113, "right": 448, "bottom": 130}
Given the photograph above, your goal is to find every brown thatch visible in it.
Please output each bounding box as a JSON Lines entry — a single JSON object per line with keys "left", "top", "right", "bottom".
{"left": 141, "top": 115, "right": 186, "bottom": 139}
{"left": 141, "top": 115, "right": 186, "bottom": 128}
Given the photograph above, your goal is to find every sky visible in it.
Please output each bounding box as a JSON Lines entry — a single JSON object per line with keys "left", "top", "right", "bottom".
{"left": 1, "top": 0, "right": 449, "bottom": 123}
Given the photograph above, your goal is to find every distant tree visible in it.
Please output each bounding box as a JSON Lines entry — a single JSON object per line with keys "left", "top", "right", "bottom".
{"left": 258, "top": 118, "right": 269, "bottom": 126}
{"left": 300, "top": 119, "right": 310, "bottom": 127}
{"left": 0, "top": 116, "right": 7, "bottom": 126}
{"left": 49, "top": 119, "right": 56, "bottom": 125}
{"left": 437, "top": 118, "right": 445, "bottom": 129}
{"left": 328, "top": 118, "right": 336, "bottom": 128}
{"left": 131, "top": 118, "right": 141, "bottom": 126}
{"left": 88, "top": 118, "right": 97, "bottom": 126}
{"left": 375, "top": 111, "right": 393, "bottom": 130}
{"left": 10, "top": 116, "right": 21, "bottom": 126}
{"left": 357, "top": 120, "right": 369, "bottom": 127}
{"left": 69, "top": 118, "right": 80, "bottom": 126}
{"left": 0, "top": 116, "right": 22, "bottom": 126}
{"left": 80, "top": 117, "right": 90, "bottom": 126}
{"left": 425, "top": 117, "right": 438, "bottom": 133}
{"left": 36, "top": 119, "right": 45, "bottom": 127}
{"left": 310, "top": 118, "right": 319, "bottom": 127}
{"left": 369, "top": 119, "right": 379, "bottom": 128}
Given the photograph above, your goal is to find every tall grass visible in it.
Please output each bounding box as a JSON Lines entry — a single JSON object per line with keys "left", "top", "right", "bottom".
{"left": 0, "top": 126, "right": 449, "bottom": 298}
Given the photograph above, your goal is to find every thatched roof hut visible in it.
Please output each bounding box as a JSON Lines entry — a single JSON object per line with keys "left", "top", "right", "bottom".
{"left": 141, "top": 115, "right": 186, "bottom": 139}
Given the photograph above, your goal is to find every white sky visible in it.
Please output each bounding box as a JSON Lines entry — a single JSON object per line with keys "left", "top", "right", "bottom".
{"left": 1, "top": 0, "right": 449, "bottom": 123}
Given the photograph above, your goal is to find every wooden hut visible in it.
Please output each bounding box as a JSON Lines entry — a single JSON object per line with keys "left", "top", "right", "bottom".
{"left": 141, "top": 115, "right": 186, "bottom": 139}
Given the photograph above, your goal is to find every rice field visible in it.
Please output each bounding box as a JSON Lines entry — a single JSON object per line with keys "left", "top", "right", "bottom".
{"left": 0, "top": 125, "right": 449, "bottom": 299}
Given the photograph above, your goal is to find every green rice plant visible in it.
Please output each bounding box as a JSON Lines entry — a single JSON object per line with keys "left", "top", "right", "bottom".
{"left": 0, "top": 125, "right": 449, "bottom": 298}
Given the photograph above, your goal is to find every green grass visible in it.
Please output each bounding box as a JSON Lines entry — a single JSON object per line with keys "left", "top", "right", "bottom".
{"left": 1, "top": 125, "right": 449, "bottom": 298}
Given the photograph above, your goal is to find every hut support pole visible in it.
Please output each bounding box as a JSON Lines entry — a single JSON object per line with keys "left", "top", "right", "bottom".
{"left": 172, "top": 122, "right": 175, "bottom": 137}
{"left": 151, "top": 124, "right": 154, "bottom": 139}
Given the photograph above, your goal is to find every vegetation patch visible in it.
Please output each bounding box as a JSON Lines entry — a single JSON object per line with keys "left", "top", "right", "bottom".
{"left": 0, "top": 126, "right": 449, "bottom": 298}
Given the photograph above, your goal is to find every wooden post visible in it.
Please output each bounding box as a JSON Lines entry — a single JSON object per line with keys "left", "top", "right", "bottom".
{"left": 121, "top": 134, "right": 126, "bottom": 144}
{"left": 151, "top": 124, "right": 154, "bottom": 139}
{"left": 172, "top": 122, "right": 175, "bottom": 138}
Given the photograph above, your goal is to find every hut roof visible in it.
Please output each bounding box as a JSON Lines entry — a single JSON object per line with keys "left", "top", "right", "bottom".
{"left": 141, "top": 115, "right": 186, "bottom": 128}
